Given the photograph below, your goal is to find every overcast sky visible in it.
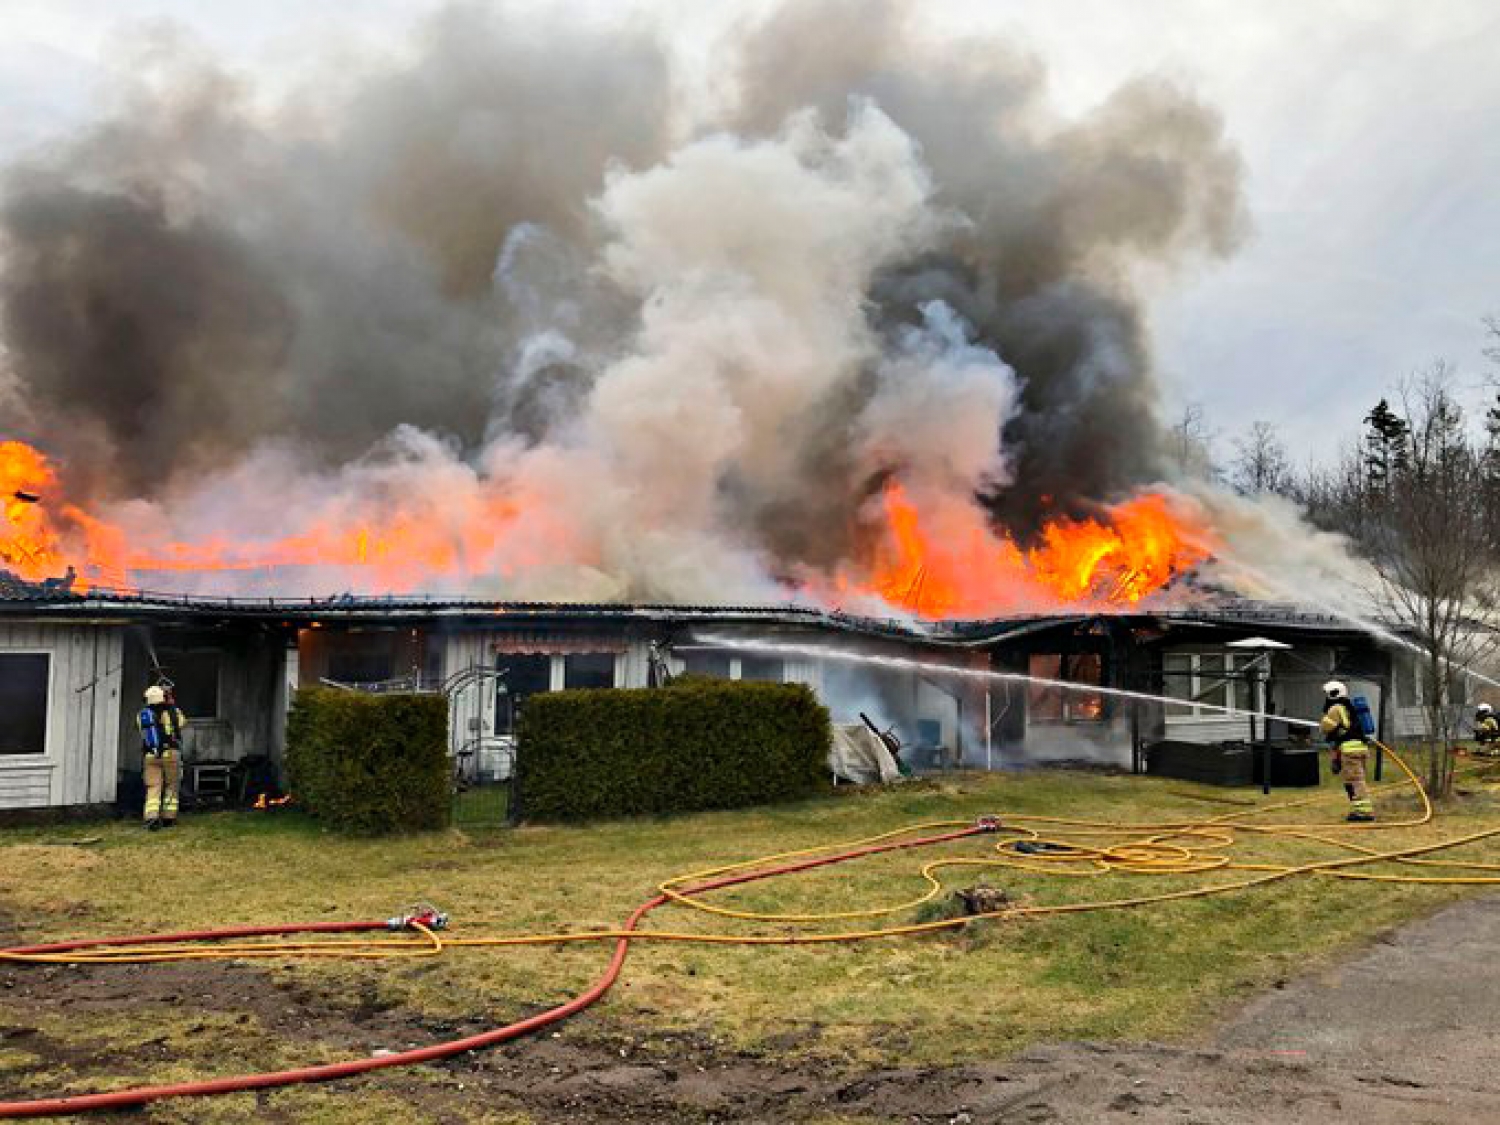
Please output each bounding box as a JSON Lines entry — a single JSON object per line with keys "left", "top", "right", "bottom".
{"left": 3, "top": 0, "right": 1498, "bottom": 465}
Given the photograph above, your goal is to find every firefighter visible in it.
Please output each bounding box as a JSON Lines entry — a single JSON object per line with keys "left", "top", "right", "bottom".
{"left": 1475, "top": 703, "right": 1500, "bottom": 756}
{"left": 1322, "top": 680, "right": 1374, "bottom": 822}
{"left": 138, "top": 685, "right": 185, "bottom": 830}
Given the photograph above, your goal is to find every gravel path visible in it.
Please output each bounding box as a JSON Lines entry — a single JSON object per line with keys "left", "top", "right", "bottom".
{"left": 985, "top": 893, "right": 1500, "bottom": 1123}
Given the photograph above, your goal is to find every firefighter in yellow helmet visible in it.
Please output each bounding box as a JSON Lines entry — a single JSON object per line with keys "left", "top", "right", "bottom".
{"left": 1322, "top": 680, "right": 1374, "bottom": 822}
{"left": 138, "top": 685, "right": 185, "bottom": 830}
{"left": 1475, "top": 703, "right": 1500, "bottom": 757}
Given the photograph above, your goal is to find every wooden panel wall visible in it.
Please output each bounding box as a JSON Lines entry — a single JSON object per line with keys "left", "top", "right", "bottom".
{"left": 0, "top": 622, "right": 124, "bottom": 810}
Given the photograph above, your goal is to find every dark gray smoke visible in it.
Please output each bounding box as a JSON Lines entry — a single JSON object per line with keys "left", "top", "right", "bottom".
{"left": 729, "top": 0, "right": 1245, "bottom": 535}
{"left": 0, "top": 1, "right": 1248, "bottom": 599}
{"left": 0, "top": 13, "right": 671, "bottom": 496}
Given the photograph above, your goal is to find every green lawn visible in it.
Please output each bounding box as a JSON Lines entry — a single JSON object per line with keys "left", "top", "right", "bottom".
{"left": 4, "top": 763, "right": 1500, "bottom": 1119}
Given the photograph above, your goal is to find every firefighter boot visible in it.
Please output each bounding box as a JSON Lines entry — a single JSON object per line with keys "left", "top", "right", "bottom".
{"left": 1343, "top": 751, "right": 1375, "bottom": 821}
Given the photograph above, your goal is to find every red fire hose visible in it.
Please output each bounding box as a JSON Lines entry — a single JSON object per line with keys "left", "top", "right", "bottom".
{"left": 0, "top": 824, "right": 984, "bottom": 1118}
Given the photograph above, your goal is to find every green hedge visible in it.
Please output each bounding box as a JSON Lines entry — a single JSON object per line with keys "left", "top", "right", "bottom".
{"left": 515, "top": 680, "right": 832, "bottom": 822}
{"left": 286, "top": 688, "right": 450, "bottom": 834}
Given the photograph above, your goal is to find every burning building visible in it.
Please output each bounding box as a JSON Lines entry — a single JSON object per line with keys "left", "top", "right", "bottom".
{"left": 0, "top": 2, "right": 1251, "bottom": 610}
{"left": 0, "top": 570, "right": 1424, "bottom": 817}
{"left": 0, "top": 3, "right": 1434, "bottom": 814}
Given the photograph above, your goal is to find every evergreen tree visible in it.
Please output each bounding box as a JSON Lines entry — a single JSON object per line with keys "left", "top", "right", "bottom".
{"left": 1363, "top": 398, "right": 1410, "bottom": 495}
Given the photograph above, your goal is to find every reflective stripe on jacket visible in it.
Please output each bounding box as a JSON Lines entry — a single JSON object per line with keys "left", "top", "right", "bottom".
{"left": 1320, "top": 701, "right": 1365, "bottom": 748}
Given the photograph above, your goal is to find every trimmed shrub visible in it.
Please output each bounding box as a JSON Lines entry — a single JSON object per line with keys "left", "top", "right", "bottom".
{"left": 515, "top": 680, "right": 832, "bottom": 822}
{"left": 286, "top": 688, "right": 450, "bottom": 834}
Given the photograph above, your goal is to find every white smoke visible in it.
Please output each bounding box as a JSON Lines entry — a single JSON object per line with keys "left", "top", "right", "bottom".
{"left": 1185, "top": 485, "right": 1382, "bottom": 616}
{"left": 115, "top": 102, "right": 1025, "bottom": 604}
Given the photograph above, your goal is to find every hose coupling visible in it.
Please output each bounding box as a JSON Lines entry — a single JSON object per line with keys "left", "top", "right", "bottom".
{"left": 975, "top": 815, "right": 1002, "bottom": 832}
{"left": 387, "top": 904, "right": 450, "bottom": 931}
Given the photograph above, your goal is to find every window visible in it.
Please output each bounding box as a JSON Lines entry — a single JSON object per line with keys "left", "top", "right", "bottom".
{"left": 1027, "top": 653, "right": 1104, "bottom": 723}
{"left": 157, "top": 649, "right": 220, "bottom": 719}
{"left": 496, "top": 655, "right": 552, "bottom": 735}
{"left": 0, "top": 654, "right": 48, "bottom": 756}
{"left": 327, "top": 650, "right": 394, "bottom": 684}
{"left": 681, "top": 650, "right": 732, "bottom": 679}
{"left": 564, "top": 652, "right": 615, "bottom": 690}
{"left": 739, "top": 656, "right": 783, "bottom": 683}
{"left": 1162, "top": 653, "right": 1194, "bottom": 718}
{"left": 1162, "top": 651, "right": 1261, "bottom": 720}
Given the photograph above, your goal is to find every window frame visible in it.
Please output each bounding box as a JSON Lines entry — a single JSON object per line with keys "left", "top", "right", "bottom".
{"left": 153, "top": 646, "right": 223, "bottom": 721}
{"left": 494, "top": 653, "right": 556, "bottom": 736}
{"left": 1026, "top": 652, "right": 1106, "bottom": 725}
{"left": 679, "top": 649, "right": 734, "bottom": 680}
{"left": 1162, "top": 650, "right": 1263, "bottom": 723}
{"left": 737, "top": 655, "right": 785, "bottom": 683}
{"left": 0, "top": 650, "right": 53, "bottom": 762}
{"left": 562, "top": 651, "right": 617, "bottom": 691}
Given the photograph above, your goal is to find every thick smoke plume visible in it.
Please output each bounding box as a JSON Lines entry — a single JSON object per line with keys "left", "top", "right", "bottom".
{"left": 0, "top": 1, "right": 1249, "bottom": 602}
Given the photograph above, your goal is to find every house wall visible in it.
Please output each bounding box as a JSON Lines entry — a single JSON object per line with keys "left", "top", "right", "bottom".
{"left": 784, "top": 637, "right": 971, "bottom": 771}
{"left": 1386, "top": 646, "right": 1500, "bottom": 742}
{"left": 1022, "top": 714, "right": 1134, "bottom": 765}
{"left": 0, "top": 622, "right": 124, "bottom": 811}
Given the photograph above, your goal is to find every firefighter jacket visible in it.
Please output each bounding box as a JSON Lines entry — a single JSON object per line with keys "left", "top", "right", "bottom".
{"left": 137, "top": 703, "right": 186, "bottom": 757}
{"left": 1477, "top": 715, "right": 1500, "bottom": 743}
{"left": 1321, "top": 700, "right": 1365, "bottom": 748}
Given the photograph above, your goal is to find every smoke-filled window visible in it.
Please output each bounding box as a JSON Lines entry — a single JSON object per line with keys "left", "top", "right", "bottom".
{"left": 739, "top": 657, "right": 784, "bottom": 683}
{"left": 327, "top": 651, "right": 394, "bottom": 685}
{"left": 1027, "top": 654, "right": 1104, "bottom": 723}
{"left": 564, "top": 653, "right": 615, "bottom": 690}
{"left": 156, "top": 649, "right": 221, "bottom": 719}
{"left": 0, "top": 653, "right": 48, "bottom": 755}
{"left": 681, "top": 650, "right": 732, "bottom": 679}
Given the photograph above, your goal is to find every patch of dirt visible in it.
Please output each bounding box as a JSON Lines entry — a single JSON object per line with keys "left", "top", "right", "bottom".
{"left": 8, "top": 896, "right": 1500, "bottom": 1122}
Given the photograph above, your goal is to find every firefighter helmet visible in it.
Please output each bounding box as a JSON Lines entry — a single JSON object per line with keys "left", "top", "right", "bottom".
{"left": 1480, "top": 703, "right": 1495, "bottom": 717}
{"left": 1323, "top": 680, "right": 1348, "bottom": 701}
{"left": 143, "top": 685, "right": 166, "bottom": 705}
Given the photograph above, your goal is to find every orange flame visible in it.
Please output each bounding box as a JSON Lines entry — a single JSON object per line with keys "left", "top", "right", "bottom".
{"left": 857, "top": 481, "right": 1212, "bottom": 619}
{"left": 253, "top": 792, "right": 293, "bottom": 809}
{"left": 0, "top": 440, "right": 122, "bottom": 589}
{"left": 0, "top": 440, "right": 528, "bottom": 593}
{"left": 0, "top": 441, "right": 63, "bottom": 581}
{"left": 4, "top": 440, "right": 1213, "bottom": 616}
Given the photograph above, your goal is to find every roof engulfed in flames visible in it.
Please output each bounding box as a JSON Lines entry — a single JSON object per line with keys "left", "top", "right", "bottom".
{"left": 851, "top": 482, "right": 1213, "bottom": 618}
{"left": 2, "top": 440, "right": 1212, "bottom": 617}
{"left": 0, "top": 440, "right": 103, "bottom": 587}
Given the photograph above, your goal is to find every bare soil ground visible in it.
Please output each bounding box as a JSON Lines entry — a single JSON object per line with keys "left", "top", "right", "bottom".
{"left": 7, "top": 895, "right": 1500, "bottom": 1123}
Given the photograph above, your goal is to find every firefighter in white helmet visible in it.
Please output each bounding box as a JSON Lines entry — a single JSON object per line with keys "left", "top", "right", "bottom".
{"left": 138, "top": 685, "right": 185, "bottom": 830}
{"left": 1475, "top": 703, "right": 1500, "bottom": 757}
{"left": 1321, "top": 680, "right": 1374, "bottom": 821}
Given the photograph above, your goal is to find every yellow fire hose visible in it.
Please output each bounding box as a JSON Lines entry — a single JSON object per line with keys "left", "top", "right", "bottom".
{"left": 18, "top": 741, "right": 1500, "bottom": 1119}
{"left": 7, "top": 741, "right": 1500, "bottom": 968}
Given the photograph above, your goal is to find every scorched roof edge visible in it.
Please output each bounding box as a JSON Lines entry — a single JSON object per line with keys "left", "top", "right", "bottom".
{"left": 0, "top": 580, "right": 1379, "bottom": 640}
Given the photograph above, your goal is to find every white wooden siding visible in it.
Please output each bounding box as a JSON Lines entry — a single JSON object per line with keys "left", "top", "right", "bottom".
{"left": 0, "top": 622, "right": 124, "bottom": 810}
